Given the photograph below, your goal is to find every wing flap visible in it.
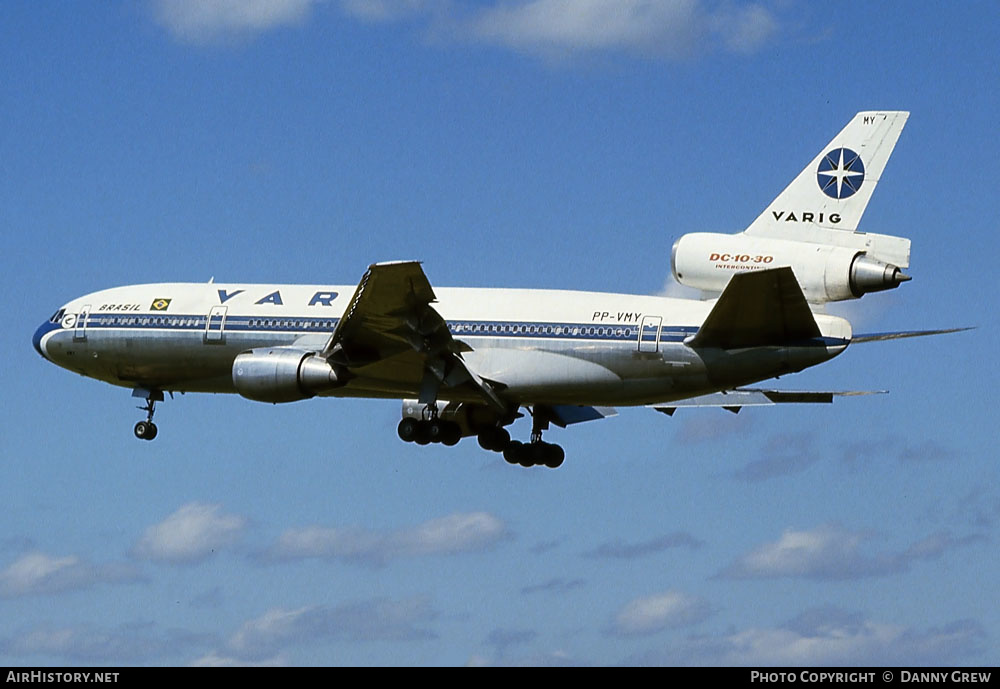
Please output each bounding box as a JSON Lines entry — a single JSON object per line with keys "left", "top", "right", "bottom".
{"left": 650, "top": 388, "right": 884, "bottom": 415}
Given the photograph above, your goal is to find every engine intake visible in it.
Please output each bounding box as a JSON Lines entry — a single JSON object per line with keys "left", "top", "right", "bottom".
{"left": 233, "top": 348, "right": 346, "bottom": 403}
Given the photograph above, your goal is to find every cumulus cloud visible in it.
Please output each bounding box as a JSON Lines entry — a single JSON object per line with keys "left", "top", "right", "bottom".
{"left": 612, "top": 590, "right": 711, "bottom": 636}
{"left": 471, "top": 0, "right": 700, "bottom": 58}
{"left": 0, "top": 622, "right": 198, "bottom": 663}
{"left": 721, "top": 524, "right": 982, "bottom": 581}
{"left": 154, "top": 0, "right": 783, "bottom": 61}
{"left": 152, "top": 0, "right": 317, "bottom": 43}
{"left": 133, "top": 502, "right": 247, "bottom": 564}
{"left": 265, "top": 511, "right": 507, "bottom": 565}
{"left": 631, "top": 607, "right": 985, "bottom": 666}
{"left": 224, "top": 598, "right": 437, "bottom": 660}
{"left": 0, "top": 551, "right": 139, "bottom": 597}
{"left": 584, "top": 531, "right": 702, "bottom": 559}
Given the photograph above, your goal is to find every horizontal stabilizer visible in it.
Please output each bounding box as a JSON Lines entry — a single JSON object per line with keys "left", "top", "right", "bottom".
{"left": 650, "top": 389, "right": 885, "bottom": 415}
{"left": 687, "top": 267, "right": 820, "bottom": 349}
{"left": 851, "top": 327, "right": 973, "bottom": 343}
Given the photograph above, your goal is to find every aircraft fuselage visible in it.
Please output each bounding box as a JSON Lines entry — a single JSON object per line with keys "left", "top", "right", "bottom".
{"left": 34, "top": 282, "right": 850, "bottom": 407}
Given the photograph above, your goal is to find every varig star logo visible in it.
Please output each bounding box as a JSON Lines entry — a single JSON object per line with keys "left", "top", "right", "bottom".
{"left": 150, "top": 298, "right": 171, "bottom": 311}
{"left": 817, "top": 147, "right": 865, "bottom": 199}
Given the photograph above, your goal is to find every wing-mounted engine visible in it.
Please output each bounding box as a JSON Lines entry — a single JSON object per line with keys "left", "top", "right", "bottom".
{"left": 671, "top": 232, "right": 910, "bottom": 303}
{"left": 232, "top": 347, "right": 347, "bottom": 403}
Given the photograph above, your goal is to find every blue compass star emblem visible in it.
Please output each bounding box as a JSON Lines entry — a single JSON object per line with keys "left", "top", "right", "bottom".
{"left": 817, "top": 147, "right": 865, "bottom": 199}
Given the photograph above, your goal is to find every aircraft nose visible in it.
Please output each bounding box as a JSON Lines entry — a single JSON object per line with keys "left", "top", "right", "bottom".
{"left": 33, "top": 320, "right": 58, "bottom": 359}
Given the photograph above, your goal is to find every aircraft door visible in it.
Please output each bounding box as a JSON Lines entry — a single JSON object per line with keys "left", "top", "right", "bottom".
{"left": 73, "top": 304, "right": 91, "bottom": 342}
{"left": 638, "top": 315, "right": 662, "bottom": 352}
{"left": 204, "top": 305, "right": 228, "bottom": 344}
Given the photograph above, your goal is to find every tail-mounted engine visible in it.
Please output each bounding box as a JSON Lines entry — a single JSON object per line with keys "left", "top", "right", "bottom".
{"left": 671, "top": 232, "right": 910, "bottom": 303}
{"left": 233, "top": 348, "right": 347, "bottom": 403}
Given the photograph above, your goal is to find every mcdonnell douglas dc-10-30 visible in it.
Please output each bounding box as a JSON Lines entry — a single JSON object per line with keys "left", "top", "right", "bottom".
{"left": 33, "top": 111, "right": 962, "bottom": 468}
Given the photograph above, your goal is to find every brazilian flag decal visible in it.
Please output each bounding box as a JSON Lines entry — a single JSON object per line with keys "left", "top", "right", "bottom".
{"left": 150, "top": 298, "right": 172, "bottom": 311}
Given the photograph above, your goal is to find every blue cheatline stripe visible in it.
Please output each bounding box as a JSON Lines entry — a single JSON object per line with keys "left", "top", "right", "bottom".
{"left": 49, "top": 312, "right": 702, "bottom": 343}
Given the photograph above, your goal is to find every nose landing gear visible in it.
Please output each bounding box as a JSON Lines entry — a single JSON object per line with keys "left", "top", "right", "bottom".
{"left": 132, "top": 388, "right": 164, "bottom": 441}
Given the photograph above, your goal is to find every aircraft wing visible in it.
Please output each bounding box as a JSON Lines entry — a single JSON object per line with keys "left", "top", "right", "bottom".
{"left": 320, "top": 262, "right": 507, "bottom": 412}
{"left": 650, "top": 389, "right": 884, "bottom": 415}
{"left": 851, "top": 327, "right": 973, "bottom": 343}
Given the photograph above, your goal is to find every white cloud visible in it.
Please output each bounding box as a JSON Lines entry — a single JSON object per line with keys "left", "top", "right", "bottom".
{"left": 632, "top": 607, "right": 985, "bottom": 666}
{"left": 0, "top": 552, "right": 139, "bottom": 597}
{"left": 267, "top": 511, "right": 507, "bottom": 565}
{"left": 133, "top": 502, "right": 247, "bottom": 564}
{"left": 721, "top": 524, "right": 981, "bottom": 580}
{"left": 723, "top": 524, "right": 886, "bottom": 579}
{"left": 469, "top": 0, "right": 779, "bottom": 59}
{"left": 152, "top": 0, "right": 318, "bottom": 43}
{"left": 224, "top": 598, "right": 437, "bottom": 660}
{"left": 613, "top": 590, "right": 711, "bottom": 636}
{"left": 471, "top": 0, "right": 702, "bottom": 56}
{"left": 1, "top": 623, "right": 192, "bottom": 663}
{"left": 153, "top": 0, "right": 783, "bottom": 60}
{"left": 189, "top": 652, "right": 288, "bottom": 666}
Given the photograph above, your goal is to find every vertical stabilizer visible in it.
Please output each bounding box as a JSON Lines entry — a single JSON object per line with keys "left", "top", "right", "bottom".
{"left": 744, "top": 111, "right": 909, "bottom": 238}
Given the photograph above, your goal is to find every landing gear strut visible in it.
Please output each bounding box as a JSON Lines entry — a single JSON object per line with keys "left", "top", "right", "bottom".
{"left": 132, "top": 388, "right": 163, "bottom": 441}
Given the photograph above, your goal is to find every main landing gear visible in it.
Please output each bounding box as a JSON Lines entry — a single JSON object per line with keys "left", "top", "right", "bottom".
{"left": 493, "top": 407, "right": 565, "bottom": 468}
{"left": 475, "top": 424, "right": 564, "bottom": 468}
{"left": 132, "top": 388, "right": 164, "bottom": 441}
{"left": 397, "top": 414, "right": 461, "bottom": 446}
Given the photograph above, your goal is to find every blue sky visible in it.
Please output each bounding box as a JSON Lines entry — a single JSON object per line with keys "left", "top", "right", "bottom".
{"left": 2, "top": 0, "right": 998, "bottom": 666}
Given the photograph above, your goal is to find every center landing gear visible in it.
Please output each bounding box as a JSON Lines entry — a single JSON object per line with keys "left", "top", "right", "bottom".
{"left": 132, "top": 388, "right": 164, "bottom": 441}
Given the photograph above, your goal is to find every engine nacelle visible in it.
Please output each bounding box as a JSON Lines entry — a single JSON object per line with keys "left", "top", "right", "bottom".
{"left": 232, "top": 348, "right": 346, "bottom": 403}
{"left": 671, "top": 233, "right": 910, "bottom": 303}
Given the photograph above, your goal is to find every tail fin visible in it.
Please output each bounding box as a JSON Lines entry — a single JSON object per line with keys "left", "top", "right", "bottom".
{"left": 744, "top": 111, "right": 909, "bottom": 261}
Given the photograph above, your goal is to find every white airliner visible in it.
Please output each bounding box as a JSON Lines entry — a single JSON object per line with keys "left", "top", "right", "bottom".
{"left": 33, "top": 111, "right": 961, "bottom": 468}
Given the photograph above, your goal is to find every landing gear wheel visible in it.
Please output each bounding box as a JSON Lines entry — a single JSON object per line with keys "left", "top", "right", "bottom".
{"left": 478, "top": 427, "right": 510, "bottom": 452}
{"left": 543, "top": 443, "right": 564, "bottom": 469}
{"left": 427, "top": 419, "right": 448, "bottom": 444}
{"left": 414, "top": 420, "right": 432, "bottom": 445}
{"left": 442, "top": 422, "right": 461, "bottom": 446}
{"left": 397, "top": 418, "right": 419, "bottom": 443}
{"left": 134, "top": 421, "right": 157, "bottom": 441}
{"left": 503, "top": 440, "right": 524, "bottom": 465}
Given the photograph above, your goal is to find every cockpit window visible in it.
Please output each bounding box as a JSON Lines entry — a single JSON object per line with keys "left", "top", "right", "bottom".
{"left": 50, "top": 308, "right": 65, "bottom": 323}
